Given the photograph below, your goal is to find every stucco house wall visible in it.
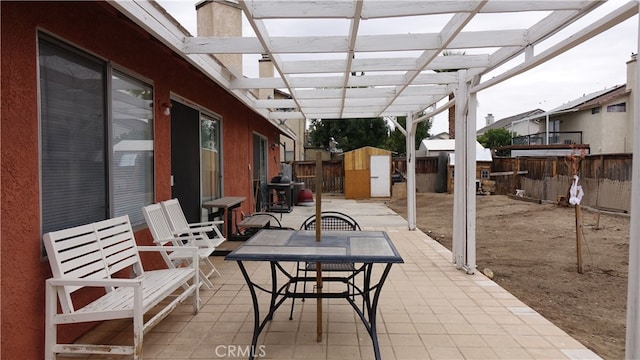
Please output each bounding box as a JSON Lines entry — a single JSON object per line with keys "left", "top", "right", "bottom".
{"left": 544, "top": 92, "right": 631, "bottom": 154}
{"left": 509, "top": 119, "right": 542, "bottom": 137}
{"left": 1, "top": 2, "right": 281, "bottom": 358}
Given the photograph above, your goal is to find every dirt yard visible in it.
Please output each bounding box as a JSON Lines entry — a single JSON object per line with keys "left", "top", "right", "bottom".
{"left": 386, "top": 193, "right": 630, "bottom": 360}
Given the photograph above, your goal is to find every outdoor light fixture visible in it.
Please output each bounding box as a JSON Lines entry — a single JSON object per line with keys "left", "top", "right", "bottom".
{"left": 161, "top": 102, "right": 172, "bottom": 116}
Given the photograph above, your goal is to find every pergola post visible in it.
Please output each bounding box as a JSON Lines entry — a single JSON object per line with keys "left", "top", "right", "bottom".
{"left": 625, "top": 6, "right": 640, "bottom": 359}
{"left": 465, "top": 85, "right": 478, "bottom": 275}
{"left": 451, "top": 70, "right": 476, "bottom": 274}
{"left": 406, "top": 113, "right": 417, "bottom": 230}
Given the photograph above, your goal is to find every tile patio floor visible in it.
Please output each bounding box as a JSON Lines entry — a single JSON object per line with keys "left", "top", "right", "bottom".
{"left": 65, "top": 196, "right": 602, "bottom": 359}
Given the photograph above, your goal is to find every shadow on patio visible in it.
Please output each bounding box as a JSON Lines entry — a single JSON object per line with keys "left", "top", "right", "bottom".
{"left": 63, "top": 195, "right": 601, "bottom": 360}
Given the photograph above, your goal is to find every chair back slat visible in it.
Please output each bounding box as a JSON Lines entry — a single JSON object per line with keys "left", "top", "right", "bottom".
{"left": 300, "top": 211, "right": 361, "bottom": 231}
{"left": 143, "top": 203, "right": 178, "bottom": 246}
{"left": 161, "top": 198, "right": 191, "bottom": 234}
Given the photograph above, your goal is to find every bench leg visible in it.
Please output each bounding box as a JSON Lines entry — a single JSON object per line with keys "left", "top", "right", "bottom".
{"left": 133, "top": 288, "right": 144, "bottom": 360}
{"left": 45, "top": 283, "right": 56, "bottom": 360}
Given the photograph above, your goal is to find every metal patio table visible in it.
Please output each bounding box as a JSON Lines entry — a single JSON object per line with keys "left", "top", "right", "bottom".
{"left": 225, "top": 229, "right": 404, "bottom": 360}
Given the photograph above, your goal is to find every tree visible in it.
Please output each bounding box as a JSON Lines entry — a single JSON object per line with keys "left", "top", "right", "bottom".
{"left": 384, "top": 116, "right": 432, "bottom": 156}
{"left": 477, "top": 128, "right": 513, "bottom": 156}
{"left": 307, "top": 117, "right": 389, "bottom": 152}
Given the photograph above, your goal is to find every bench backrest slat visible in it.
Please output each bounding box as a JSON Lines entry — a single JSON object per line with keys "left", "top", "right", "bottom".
{"left": 43, "top": 223, "right": 109, "bottom": 313}
{"left": 43, "top": 215, "right": 144, "bottom": 314}
{"left": 94, "top": 216, "right": 143, "bottom": 277}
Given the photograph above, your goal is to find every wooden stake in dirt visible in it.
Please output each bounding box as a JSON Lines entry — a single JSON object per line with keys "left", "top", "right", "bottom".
{"left": 566, "top": 149, "right": 586, "bottom": 273}
{"left": 315, "top": 151, "right": 323, "bottom": 342}
{"left": 575, "top": 203, "right": 584, "bottom": 273}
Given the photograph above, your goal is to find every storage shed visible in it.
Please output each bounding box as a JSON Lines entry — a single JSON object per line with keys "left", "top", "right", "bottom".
{"left": 447, "top": 153, "right": 493, "bottom": 194}
{"left": 344, "top": 146, "right": 393, "bottom": 199}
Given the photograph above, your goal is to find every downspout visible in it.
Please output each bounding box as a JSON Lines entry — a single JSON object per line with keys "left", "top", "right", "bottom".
{"left": 546, "top": 113, "right": 550, "bottom": 145}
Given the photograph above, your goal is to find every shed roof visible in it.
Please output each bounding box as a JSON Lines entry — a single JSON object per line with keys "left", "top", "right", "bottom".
{"left": 419, "top": 139, "right": 492, "bottom": 162}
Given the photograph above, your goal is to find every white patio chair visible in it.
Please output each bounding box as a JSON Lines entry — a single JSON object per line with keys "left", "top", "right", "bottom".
{"left": 142, "top": 203, "right": 216, "bottom": 289}
{"left": 161, "top": 198, "right": 226, "bottom": 247}
{"left": 161, "top": 198, "right": 226, "bottom": 270}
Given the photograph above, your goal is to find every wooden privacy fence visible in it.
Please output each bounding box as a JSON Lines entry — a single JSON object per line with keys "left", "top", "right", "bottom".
{"left": 292, "top": 153, "right": 631, "bottom": 212}
{"left": 492, "top": 154, "right": 632, "bottom": 212}
{"left": 292, "top": 159, "right": 344, "bottom": 193}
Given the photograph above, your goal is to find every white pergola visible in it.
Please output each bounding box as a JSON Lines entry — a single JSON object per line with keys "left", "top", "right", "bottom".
{"left": 112, "top": 1, "right": 639, "bottom": 357}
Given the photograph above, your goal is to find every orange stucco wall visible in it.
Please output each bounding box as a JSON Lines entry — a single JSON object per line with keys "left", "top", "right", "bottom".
{"left": 0, "top": 2, "right": 280, "bottom": 358}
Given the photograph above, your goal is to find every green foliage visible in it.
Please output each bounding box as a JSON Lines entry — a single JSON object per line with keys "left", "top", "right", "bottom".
{"left": 384, "top": 116, "right": 432, "bottom": 156}
{"left": 307, "top": 117, "right": 390, "bottom": 152}
{"left": 477, "top": 128, "right": 513, "bottom": 156}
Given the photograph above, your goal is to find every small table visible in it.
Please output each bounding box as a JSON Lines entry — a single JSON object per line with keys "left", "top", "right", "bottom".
{"left": 265, "top": 182, "right": 294, "bottom": 213}
{"left": 225, "top": 229, "right": 403, "bottom": 360}
{"left": 203, "top": 196, "right": 246, "bottom": 240}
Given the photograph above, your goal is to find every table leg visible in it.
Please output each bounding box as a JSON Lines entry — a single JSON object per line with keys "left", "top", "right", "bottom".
{"left": 235, "top": 261, "right": 290, "bottom": 360}
{"left": 346, "top": 263, "right": 393, "bottom": 360}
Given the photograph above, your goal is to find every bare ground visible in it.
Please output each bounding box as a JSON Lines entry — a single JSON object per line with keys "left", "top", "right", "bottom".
{"left": 386, "top": 193, "right": 630, "bottom": 360}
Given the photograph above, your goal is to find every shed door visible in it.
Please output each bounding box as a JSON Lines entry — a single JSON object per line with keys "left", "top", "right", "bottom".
{"left": 370, "top": 155, "right": 390, "bottom": 197}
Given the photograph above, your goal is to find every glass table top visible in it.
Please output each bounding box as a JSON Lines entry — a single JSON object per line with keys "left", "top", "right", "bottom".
{"left": 225, "top": 229, "right": 404, "bottom": 263}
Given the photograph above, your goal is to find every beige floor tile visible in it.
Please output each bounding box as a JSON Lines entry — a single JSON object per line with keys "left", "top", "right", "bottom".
{"left": 72, "top": 199, "right": 601, "bottom": 360}
{"left": 392, "top": 345, "right": 430, "bottom": 359}
{"left": 427, "top": 346, "right": 465, "bottom": 360}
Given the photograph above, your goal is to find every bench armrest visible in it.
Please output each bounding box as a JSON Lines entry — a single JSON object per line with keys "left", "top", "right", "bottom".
{"left": 153, "top": 234, "right": 202, "bottom": 244}
{"left": 137, "top": 245, "right": 198, "bottom": 253}
{"left": 46, "top": 277, "right": 142, "bottom": 288}
{"left": 173, "top": 226, "right": 213, "bottom": 235}
{"left": 137, "top": 246, "right": 200, "bottom": 271}
{"left": 190, "top": 220, "right": 224, "bottom": 227}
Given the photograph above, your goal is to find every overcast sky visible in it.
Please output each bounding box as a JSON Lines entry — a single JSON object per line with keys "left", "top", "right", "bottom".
{"left": 157, "top": 0, "right": 638, "bottom": 134}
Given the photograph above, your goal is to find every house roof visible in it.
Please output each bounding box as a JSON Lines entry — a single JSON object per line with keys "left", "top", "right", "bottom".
{"left": 342, "top": 146, "right": 393, "bottom": 155}
{"left": 549, "top": 84, "right": 628, "bottom": 112}
{"left": 419, "top": 139, "right": 458, "bottom": 151}
{"left": 109, "top": 1, "right": 639, "bottom": 139}
{"left": 419, "top": 139, "right": 492, "bottom": 162}
{"left": 476, "top": 109, "right": 546, "bottom": 134}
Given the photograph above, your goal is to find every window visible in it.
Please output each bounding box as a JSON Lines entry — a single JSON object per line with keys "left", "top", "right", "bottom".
{"left": 606, "top": 103, "right": 626, "bottom": 112}
{"left": 201, "top": 114, "right": 221, "bottom": 204}
{"left": 591, "top": 107, "right": 601, "bottom": 114}
{"left": 111, "top": 72, "right": 154, "bottom": 225}
{"left": 39, "top": 35, "right": 154, "bottom": 235}
{"left": 481, "top": 169, "right": 490, "bottom": 179}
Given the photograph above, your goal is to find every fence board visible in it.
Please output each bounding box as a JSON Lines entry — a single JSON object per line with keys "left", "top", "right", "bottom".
{"left": 292, "top": 159, "right": 344, "bottom": 193}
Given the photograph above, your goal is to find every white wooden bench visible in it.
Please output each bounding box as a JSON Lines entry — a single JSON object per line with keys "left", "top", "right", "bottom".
{"left": 43, "top": 215, "right": 200, "bottom": 360}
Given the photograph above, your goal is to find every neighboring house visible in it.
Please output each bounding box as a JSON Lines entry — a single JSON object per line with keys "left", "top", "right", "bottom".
{"left": 532, "top": 82, "right": 632, "bottom": 154}
{"left": 495, "top": 55, "right": 636, "bottom": 156}
{"left": 1, "top": 2, "right": 288, "bottom": 357}
{"left": 476, "top": 109, "right": 546, "bottom": 137}
{"left": 428, "top": 131, "right": 451, "bottom": 140}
